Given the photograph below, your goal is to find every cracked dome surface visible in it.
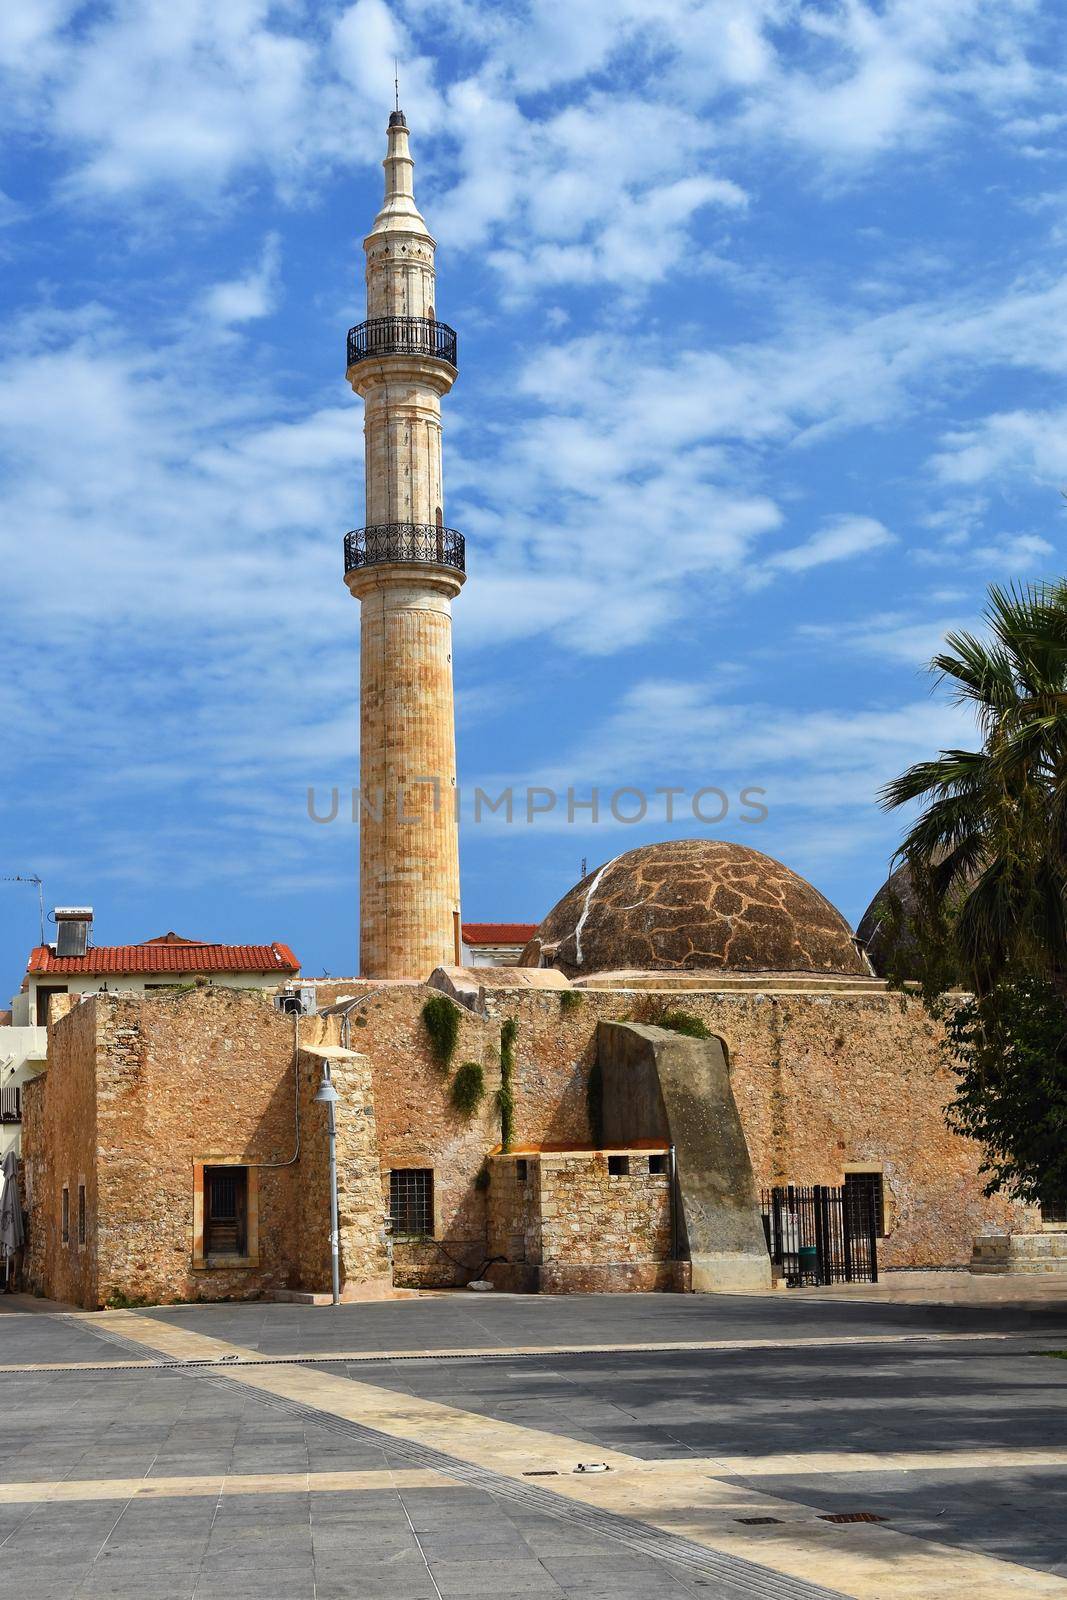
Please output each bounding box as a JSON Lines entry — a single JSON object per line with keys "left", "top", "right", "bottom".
{"left": 520, "top": 839, "right": 869, "bottom": 978}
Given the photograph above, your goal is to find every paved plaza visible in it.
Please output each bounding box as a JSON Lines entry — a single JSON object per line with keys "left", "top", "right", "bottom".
{"left": 1, "top": 1289, "right": 1066, "bottom": 1598}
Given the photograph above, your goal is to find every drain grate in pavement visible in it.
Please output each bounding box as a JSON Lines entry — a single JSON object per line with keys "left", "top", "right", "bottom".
{"left": 819, "top": 1512, "right": 888, "bottom": 1525}
{"left": 735, "top": 1517, "right": 783, "bottom": 1526}
{"left": 70, "top": 1315, "right": 853, "bottom": 1600}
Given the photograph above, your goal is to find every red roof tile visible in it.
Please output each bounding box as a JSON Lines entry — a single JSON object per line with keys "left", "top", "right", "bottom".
{"left": 27, "top": 941, "right": 300, "bottom": 978}
{"left": 461, "top": 923, "right": 537, "bottom": 946}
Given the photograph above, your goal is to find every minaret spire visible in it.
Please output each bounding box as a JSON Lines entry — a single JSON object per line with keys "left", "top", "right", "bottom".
{"left": 343, "top": 113, "right": 465, "bottom": 979}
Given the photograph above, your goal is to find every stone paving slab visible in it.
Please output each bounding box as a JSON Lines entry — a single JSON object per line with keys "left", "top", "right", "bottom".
{"left": 5, "top": 1296, "right": 1067, "bottom": 1599}
{"left": 137, "top": 1289, "right": 1067, "bottom": 1355}
{"left": 77, "top": 1308, "right": 1067, "bottom": 1597}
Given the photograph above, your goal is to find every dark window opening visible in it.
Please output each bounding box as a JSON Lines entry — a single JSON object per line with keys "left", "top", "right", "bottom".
{"left": 648, "top": 1154, "right": 668, "bottom": 1176}
{"left": 78, "top": 1185, "right": 86, "bottom": 1245}
{"left": 608, "top": 1155, "right": 630, "bottom": 1177}
{"left": 390, "top": 1169, "right": 433, "bottom": 1237}
{"left": 36, "top": 986, "right": 67, "bottom": 1025}
{"left": 204, "top": 1165, "right": 248, "bottom": 1257}
{"left": 845, "top": 1171, "right": 885, "bottom": 1237}
{"left": 61, "top": 1187, "right": 69, "bottom": 1244}
{"left": 515, "top": 1159, "right": 528, "bottom": 1182}
{"left": 1041, "top": 1198, "right": 1067, "bottom": 1224}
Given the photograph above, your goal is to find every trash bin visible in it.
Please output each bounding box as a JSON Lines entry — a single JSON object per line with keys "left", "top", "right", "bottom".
{"left": 797, "top": 1244, "right": 819, "bottom": 1282}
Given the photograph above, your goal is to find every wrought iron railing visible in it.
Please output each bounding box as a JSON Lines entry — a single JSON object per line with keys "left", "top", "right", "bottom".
{"left": 344, "top": 523, "right": 465, "bottom": 575}
{"left": 347, "top": 316, "right": 457, "bottom": 370}
{"left": 0, "top": 1085, "right": 21, "bottom": 1123}
{"left": 761, "top": 1184, "right": 878, "bottom": 1286}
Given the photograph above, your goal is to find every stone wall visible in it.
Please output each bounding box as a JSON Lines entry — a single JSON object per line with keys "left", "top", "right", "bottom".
{"left": 487, "top": 1148, "right": 677, "bottom": 1294}
{"left": 23, "top": 988, "right": 392, "bottom": 1308}
{"left": 22, "top": 995, "right": 98, "bottom": 1307}
{"left": 538, "top": 1151, "right": 671, "bottom": 1266}
{"left": 313, "top": 982, "right": 502, "bottom": 1287}
{"left": 312, "top": 978, "right": 1029, "bottom": 1275}
{"left": 296, "top": 1048, "right": 392, "bottom": 1298}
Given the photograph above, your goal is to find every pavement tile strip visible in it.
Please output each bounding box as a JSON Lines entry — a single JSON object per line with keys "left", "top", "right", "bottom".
{"left": 69, "top": 1309, "right": 1067, "bottom": 1600}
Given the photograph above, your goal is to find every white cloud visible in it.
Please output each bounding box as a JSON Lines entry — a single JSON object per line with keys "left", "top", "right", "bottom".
{"left": 931, "top": 406, "right": 1067, "bottom": 485}
{"left": 764, "top": 515, "right": 896, "bottom": 576}
{"left": 201, "top": 234, "right": 281, "bottom": 326}
{"left": 799, "top": 612, "right": 969, "bottom": 666}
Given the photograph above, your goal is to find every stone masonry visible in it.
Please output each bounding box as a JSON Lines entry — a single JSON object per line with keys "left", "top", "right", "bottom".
{"left": 487, "top": 1149, "right": 677, "bottom": 1293}
{"left": 23, "top": 988, "right": 390, "bottom": 1308}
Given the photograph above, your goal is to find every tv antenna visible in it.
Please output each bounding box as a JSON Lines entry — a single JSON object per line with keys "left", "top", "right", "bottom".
{"left": 1, "top": 874, "right": 45, "bottom": 945}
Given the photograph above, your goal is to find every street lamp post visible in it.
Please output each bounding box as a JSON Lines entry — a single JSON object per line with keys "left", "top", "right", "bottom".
{"left": 314, "top": 1066, "right": 340, "bottom": 1306}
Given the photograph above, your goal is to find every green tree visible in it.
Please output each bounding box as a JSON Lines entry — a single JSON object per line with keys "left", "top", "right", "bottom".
{"left": 880, "top": 578, "right": 1067, "bottom": 1209}
{"left": 881, "top": 579, "right": 1067, "bottom": 993}
{"left": 945, "top": 973, "right": 1067, "bottom": 1208}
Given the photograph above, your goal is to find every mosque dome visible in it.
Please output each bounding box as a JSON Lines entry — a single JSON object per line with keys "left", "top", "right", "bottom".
{"left": 855, "top": 863, "right": 915, "bottom": 979}
{"left": 520, "top": 839, "right": 870, "bottom": 979}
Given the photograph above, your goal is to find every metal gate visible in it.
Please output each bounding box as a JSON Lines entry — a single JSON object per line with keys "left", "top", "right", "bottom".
{"left": 761, "top": 1183, "right": 878, "bottom": 1286}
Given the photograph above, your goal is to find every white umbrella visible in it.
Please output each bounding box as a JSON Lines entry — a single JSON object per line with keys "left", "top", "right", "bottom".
{"left": 0, "top": 1150, "right": 25, "bottom": 1287}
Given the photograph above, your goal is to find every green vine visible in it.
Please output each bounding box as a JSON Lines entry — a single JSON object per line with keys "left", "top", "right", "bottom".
{"left": 497, "top": 1018, "right": 517, "bottom": 1152}
{"left": 422, "top": 993, "right": 460, "bottom": 1069}
{"left": 451, "top": 1061, "right": 485, "bottom": 1117}
{"left": 559, "top": 989, "right": 583, "bottom": 1013}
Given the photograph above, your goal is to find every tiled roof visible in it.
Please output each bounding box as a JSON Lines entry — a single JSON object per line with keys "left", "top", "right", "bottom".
{"left": 461, "top": 923, "right": 537, "bottom": 946}
{"left": 27, "top": 940, "right": 300, "bottom": 978}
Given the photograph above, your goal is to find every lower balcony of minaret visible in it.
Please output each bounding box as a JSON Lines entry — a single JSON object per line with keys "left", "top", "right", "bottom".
{"left": 343, "top": 522, "right": 465, "bottom": 578}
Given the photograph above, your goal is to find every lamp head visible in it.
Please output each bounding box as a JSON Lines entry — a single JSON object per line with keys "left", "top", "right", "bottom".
{"left": 314, "top": 1067, "right": 339, "bottom": 1104}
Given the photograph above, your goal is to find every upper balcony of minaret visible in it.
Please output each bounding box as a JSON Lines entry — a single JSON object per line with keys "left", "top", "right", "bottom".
{"left": 348, "top": 111, "right": 457, "bottom": 396}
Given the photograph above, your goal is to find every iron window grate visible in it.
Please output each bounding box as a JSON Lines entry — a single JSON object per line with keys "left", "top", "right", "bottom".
{"left": 390, "top": 1168, "right": 433, "bottom": 1237}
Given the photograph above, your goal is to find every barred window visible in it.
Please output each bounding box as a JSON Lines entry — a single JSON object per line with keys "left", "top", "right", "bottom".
{"left": 61, "top": 1187, "right": 69, "bottom": 1244}
{"left": 78, "top": 1184, "right": 86, "bottom": 1246}
{"left": 1041, "top": 1198, "right": 1067, "bottom": 1224}
{"left": 845, "top": 1171, "right": 885, "bottom": 1237}
{"left": 204, "top": 1166, "right": 248, "bottom": 1257}
{"left": 390, "top": 1169, "right": 433, "bottom": 1237}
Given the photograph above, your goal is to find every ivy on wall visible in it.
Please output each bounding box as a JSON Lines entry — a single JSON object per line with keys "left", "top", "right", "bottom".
{"left": 421, "top": 993, "right": 460, "bottom": 1069}
{"left": 497, "top": 1018, "right": 517, "bottom": 1152}
{"left": 451, "top": 1060, "right": 485, "bottom": 1116}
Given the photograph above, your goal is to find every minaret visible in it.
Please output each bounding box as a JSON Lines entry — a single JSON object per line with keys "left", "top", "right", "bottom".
{"left": 344, "top": 109, "right": 465, "bottom": 979}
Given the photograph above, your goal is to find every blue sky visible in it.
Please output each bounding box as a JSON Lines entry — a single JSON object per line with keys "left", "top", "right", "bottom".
{"left": 1, "top": 0, "right": 1065, "bottom": 983}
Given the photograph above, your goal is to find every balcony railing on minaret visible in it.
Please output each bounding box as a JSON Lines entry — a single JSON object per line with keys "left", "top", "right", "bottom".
{"left": 343, "top": 523, "right": 466, "bottom": 576}
{"left": 347, "top": 316, "right": 457, "bottom": 371}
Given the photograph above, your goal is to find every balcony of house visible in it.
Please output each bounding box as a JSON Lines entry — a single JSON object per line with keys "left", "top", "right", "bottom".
{"left": 343, "top": 523, "right": 465, "bottom": 576}
{"left": 346, "top": 316, "right": 458, "bottom": 371}
{"left": 0, "top": 1085, "right": 21, "bottom": 1123}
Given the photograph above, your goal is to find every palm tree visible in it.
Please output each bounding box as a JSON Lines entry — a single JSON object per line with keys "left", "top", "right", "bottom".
{"left": 881, "top": 580, "right": 1067, "bottom": 993}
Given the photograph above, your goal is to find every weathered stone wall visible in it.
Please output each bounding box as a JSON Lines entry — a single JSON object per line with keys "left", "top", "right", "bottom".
{"left": 296, "top": 1049, "right": 392, "bottom": 1298}
{"left": 487, "top": 1155, "right": 541, "bottom": 1264}
{"left": 315, "top": 983, "right": 501, "bottom": 1287}
{"left": 486, "top": 1148, "right": 678, "bottom": 1294}
{"left": 23, "top": 988, "right": 395, "bottom": 1308}
{"left": 312, "top": 978, "right": 1028, "bottom": 1274}
{"left": 672, "top": 988, "right": 1032, "bottom": 1267}
{"left": 538, "top": 1151, "right": 671, "bottom": 1266}
{"left": 22, "top": 995, "right": 98, "bottom": 1307}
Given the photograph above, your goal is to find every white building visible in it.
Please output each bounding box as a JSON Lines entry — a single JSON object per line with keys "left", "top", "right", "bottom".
{"left": 459, "top": 923, "right": 536, "bottom": 968}
{"left": 1, "top": 909, "right": 300, "bottom": 1158}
